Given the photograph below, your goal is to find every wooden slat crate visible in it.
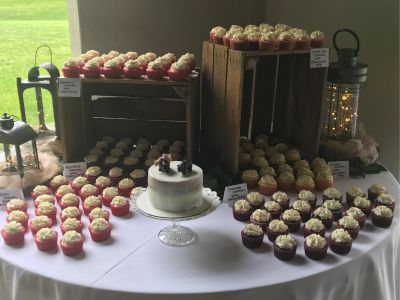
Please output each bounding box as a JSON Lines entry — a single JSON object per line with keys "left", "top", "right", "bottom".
{"left": 201, "top": 41, "right": 327, "bottom": 174}
{"left": 59, "top": 75, "right": 200, "bottom": 163}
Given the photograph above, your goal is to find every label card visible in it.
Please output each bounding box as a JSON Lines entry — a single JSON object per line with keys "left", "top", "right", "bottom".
{"left": 310, "top": 48, "right": 329, "bottom": 68}
{"left": 328, "top": 161, "right": 350, "bottom": 180}
{"left": 63, "top": 162, "right": 87, "bottom": 181}
{"left": 223, "top": 183, "right": 248, "bottom": 207}
{"left": 0, "top": 189, "right": 25, "bottom": 207}
{"left": 58, "top": 78, "right": 81, "bottom": 97}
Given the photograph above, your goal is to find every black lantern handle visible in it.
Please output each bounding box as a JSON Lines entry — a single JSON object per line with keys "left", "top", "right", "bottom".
{"left": 34, "top": 45, "right": 53, "bottom": 66}
{"left": 333, "top": 28, "right": 360, "bottom": 55}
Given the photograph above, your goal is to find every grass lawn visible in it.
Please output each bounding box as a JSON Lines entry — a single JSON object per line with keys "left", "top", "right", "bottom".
{"left": 0, "top": 0, "right": 70, "bottom": 126}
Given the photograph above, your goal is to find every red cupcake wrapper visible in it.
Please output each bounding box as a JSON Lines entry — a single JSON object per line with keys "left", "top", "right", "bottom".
{"left": 1, "top": 228, "right": 25, "bottom": 246}
{"left": 88, "top": 210, "right": 110, "bottom": 223}
{"left": 89, "top": 225, "right": 112, "bottom": 242}
{"left": 35, "top": 234, "right": 58, "bottom": 251}
{"left": 60, "top": 221, "right": 83, "bottom": 235}
{"left": 258, "top": 40, "right": 275, "bottom": 51}
{"left": 59, "top": 210, "right": 82, "bottom": 222}
{"left": 29, "top": 219, "right": 53, "bottom": 236}
{"left": 60, "top": 239, "right": 83, "bottom": 256}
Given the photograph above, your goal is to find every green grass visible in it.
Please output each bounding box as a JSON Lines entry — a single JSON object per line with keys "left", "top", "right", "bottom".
{"left": 0, "top": 0, "right": 70, "bottom": 126}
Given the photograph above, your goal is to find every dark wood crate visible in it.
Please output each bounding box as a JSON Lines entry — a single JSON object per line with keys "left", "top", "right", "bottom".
{"left": 201, "top": 41, "right": 327, "bottom": 174}
{"left": 59, "top": 75, "right": 200, "bottom": 163}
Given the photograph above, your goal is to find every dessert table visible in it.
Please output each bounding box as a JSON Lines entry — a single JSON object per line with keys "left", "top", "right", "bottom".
{"left": 0, "top": 171, "right": 399, "bottom": 300}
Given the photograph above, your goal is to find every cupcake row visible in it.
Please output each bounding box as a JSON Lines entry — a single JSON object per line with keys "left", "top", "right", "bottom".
{"left": 62, "top": 50, "right": 196, "bottom": 81}
{"left": 209, "top": 23, "right": 325, "bottom": 51}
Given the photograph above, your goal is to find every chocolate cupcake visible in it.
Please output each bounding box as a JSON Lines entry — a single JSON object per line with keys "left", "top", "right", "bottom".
{"left": 233, "top": 199, "right": 252, "bottom": 222}
{"left": 108, "top": 167, "right": 124, "bottom": 186}
{"left": 130, "top": 149, "right": 145, "bottom": 161}
{"left": 277, "top": 171, "right": 295, "bottom": 191}
{"left": 312, "top": 207, "right": 333, "bottom": 229}
{"left": 85, "top": 166, "right": 102, "bottom": 184}
{"left": 241, "top": 224, "right": 264, "bottom": 248}
{"left": 239, "top": 152, "right": 252, "bottom": 170}
{"left": 280, "top": 209, "right": 302, "bottom": 233}
{"left": 109, "top": 147, "right": 125, "bottom": 159}
{"left": 303, "top": 218, "right": 326, "bottom": 237}
{"left": 292, "top": 200, "right": 311, "bottom": 221}
{"left": 368, "top": 184, "right": 387, "bottom": 201}
{"left": 84, "top": 154, "right": 100, "bottom": 167}
{"left": 346, "top": 186, "right": 365, "bottom": 206}
{"left": 315, "top": 170, "right": 334, "bottom": 191}
{"left": 295, "top": 175, "right": 315, "bottom": 193}
{"left": 269, "top": 152, "right": 286, "bottom": 169}
{"left": 143, "top": 158, "right": 155, "bottom": 171}
{"left": 258, "top": 175, "right": 278, "bottom": 196}
{"left": 241, "top": 169, "right": 260, "bottom": 189}
{"left": 304, "top": 234, "right": 328, "bottom": 260}
{"left": 246, "top": 192, "right": 265, "bottom": 210}
{"left": 273, "top": 234, "right": 297, "bottom": 261}
{"left": 115, "top": 141, "right": 130, "bottom": 155}
{"left": 345, "top": 207, "right": 367, "bottom": 229}
{"left": 352, "top": 196, "right": 373, "bottom": 217}
{"left": 271, "top": 191, "right": 290, "bottom": 211}
{"left": 371, "top": 206, "right": 393, "bottom": 228}
{"left": 329, "top": 228, "right": 353, "bottom": 255}
{"left": 297, "top": 190, "right": 317, "bottom": 209}
{"left": 89, "top": 147, "right": 105, "bottom": 160}
{"left": 323, "top": 200, "right": 343, "bottom": 221}
{"left": 266, "top": 219, "right": 289, "bottom": 242}
{"left": 285, "top": 149, "right": 301, "bottom": 166}
{"left": 129, "top": 169, "right": 147, "bottom": 187}
{"left": 375, "top": 193, "right": 396, "bottom": 211}
{"left": 103, "top": 156, "right": 120, "bottom": 173}
{"left": 122, "top": 156, "right": 140, "bottom": 174}
{"left": 250, "top": 209, "right": 271, "bottom": 232}
{"left": 263, "top": 201, "right": 282, "bottom": 219}
{"left": 337, "top": 216, "right": 360, "bottom": 239}
{"left": 322, "top": 188, "right": 343, "bottom": 203}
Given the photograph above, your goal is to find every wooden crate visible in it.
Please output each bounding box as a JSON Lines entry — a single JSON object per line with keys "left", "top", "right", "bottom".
{"left": 201, "top": 41, "right": 327, "bottom": 174}
{"left": 59, "top": 75, "right": 200, "bottom": 163}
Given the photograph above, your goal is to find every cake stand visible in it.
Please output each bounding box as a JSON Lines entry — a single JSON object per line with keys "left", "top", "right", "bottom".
{"left": 131, "top": 187, "right": 220, "bottom": 247}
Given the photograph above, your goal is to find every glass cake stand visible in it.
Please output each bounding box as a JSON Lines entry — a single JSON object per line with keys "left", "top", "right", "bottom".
{"left": 131, "top": 187, "right": 220, "bottom": 247}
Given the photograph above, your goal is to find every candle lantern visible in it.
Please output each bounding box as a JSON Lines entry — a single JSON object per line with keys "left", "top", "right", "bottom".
{"left": 0, "top": 113, "right": 40, "bottom": 178}
{"left": 322, "top": 28, "right": 368, "bottom": 140}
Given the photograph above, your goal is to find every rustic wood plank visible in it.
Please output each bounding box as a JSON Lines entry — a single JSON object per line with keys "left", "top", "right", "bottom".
{"left": 81, "top": 76, "right": 195, "bottom": 87}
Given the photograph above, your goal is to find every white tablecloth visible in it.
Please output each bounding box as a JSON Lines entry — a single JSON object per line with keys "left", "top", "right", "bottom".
{"left": 0, "top": 172, "right": 399, "bottom": 300}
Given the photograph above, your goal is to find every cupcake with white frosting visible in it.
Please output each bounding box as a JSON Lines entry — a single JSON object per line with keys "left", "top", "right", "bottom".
{"left": 371, "top": 205, "right": 393, "bottom": 228}
{"left": 266, "top": 219, "right": 289, "bottom": 242}
{"left": 6, "top": 198, "right": 27, "bottom": 214}
{"left": 95, "top": 176, "right": 112, "bottom": 192}
{"left": 49, "top": 175, "right": 68, "bottom": 193}
{"left": 60, "top": 193, "right": 80, "bottom": 210}
{"left": 280, "top": 209, "right": 302, "bottom": 233}
{"left": 82, "top": 60, "right": 101, "bottom": 78}
{"left": 258, "top": 31, "right": 276, "bottom": 51}
{"left": 292, "top": 200, "right": 311, "bottom": 221}
{"left": 295, "top": 175, "right": 315, "bottom": 192}
{"left": 297, "top": 190, "right": 317, "bottom": 209}
{"left": 102, "top": 59, "right": 122, "bottom": 79}
{"left": 83, "top": 195, "right": 102, "bottom": 215}
{"left": 29, "top": 215, "right": 52, "bottom": 235}
{"left": 273, "top": 234, "right": 297, "bottom": 261}
{"left": 60, "top": 206, "right": 82, "bottom": 222}
{"left": 168, "top": 61, "right": 190, "bottom": 81}
{"left": 1, "top": 221, "right": 25, "bottom": 245}
{"left": 374, "top": 193, "right": 395, "bottom": 211}
{"left": 117, "top": 178, "right": 135, "bottom": 197}
{"left": 329, "top": 228, "right": 352, "bottom": 255}
{"left": 250, "top": 209, "right": 271, "bottom": 231}
{"left": 34, "top": 228, "right": 58, "bottom": 251}
{"left": 294, "top": 32, "right": 311, "bottom": 49}
{"left": 60, "top": 230, "right": 83, "bottom": 256}
{"left": 233, "top": 199, "right": 252, "bottom": 221}
{"left": 337, "top": 216, "right": 360, "bottom": 239}
{"left": 271, "top": 191, "right": 290, "bottom": 210}
{"left": 259, "top": 166, "right": 276, "bottom": 178}
{"left": 108, "top": 167, "right": 123, "bottom": 185}
{"left": 60, "top": 217, "right": 83, "bottom": 234}
{"left": 352, "top": 196, "right": 373, "bottom": 216}
{"left": 35, "top": 202, "right": 57, "bottom": 222}
{"left": 230, "top": 33, "right": 249, "bottom": 50}
{"left": 323, "top": 199, "right": 343, "bottom": 221}
{"left": 315, "top": 170, "right": 334, "bottom": 191}
{"left": 123, "top": 59, "right": 142, "bottom": 79}
{"left": 303, "top": 218, "right": 326, "bottom": 238}
{"left": 241, "top": 169, "right": 259, "bottom": 189}
{"left": 6, "top": 210, "right": 29, "bottom": 228}
{"left": 346, "top": 186, "right": 365, "bottom": 206}
{"left": 304, "top": 234, "right": 328, "bottom": 260}
{"left": 345, "top": 207, "right": 366, "bottom": 228}
{"left": 88, "top": 207, "right": 110, "bottom": 223}
{"left": 89, "top": 218, "right": 112, "bottom": 242}
{"left": 101, "top": 186, "right": 120, "bottom": 207}
{"left": 241, "top": 223, "right": 264, "bottom": 248}
{"left": 71, "top": 176, "right": 89, "bottom": 194}
{"left": 323, "top": 187, "right": 343, "bottom": 203}
{"left": 55, "top": 184, "right": 74, "bottom": 203}
{"left": 79, "top": 184, "right": 99, "bottom": 201}
{"left": 129, "top": 169, "right": 147, "bottom": 187}
{"left": 34, "top": 194, "right": 55, "bottom": 209}
{"left": 146, "top": 60, "right": 165, "bottom": 80}
{"left": 110, "top": 196, "right": 130, "bottom": 216}
{"left": 258, "top": 175, "right": 277, "bottom": 196}
{"left": 263, "top": 200, "right": 282, "bottom": 219}
{"left": 311, "top": 207, "right": 333, "bottom": 229}
{"left": 277, "top": 171, "right": 295, "bottom": 191}
{"left": 277, "top": 32, "right": 295, "bottom": 51}
{"left": 62, "top": 58, "right": 80, "bottom": 78}
{"left": 310, "top": 30, "right": 325, "bottom": 48}
{"left": 368, "top": 184, "right": 387, "bottom": 200}
{"left": 84, "top": 166, "right": 102, "bottom": 184}
{"left": 31, "top": 185, "right": 51, "bottom": 200}
{"left": 246, "top": 192, "right": 265, "bottom": 210}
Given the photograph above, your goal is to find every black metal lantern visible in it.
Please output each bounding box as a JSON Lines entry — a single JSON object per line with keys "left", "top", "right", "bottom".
{"left": 0, "top": 113, "right": 40, "bottom": 178}
{"left": 322, "top": 28, "right": 368, "bottom": 140}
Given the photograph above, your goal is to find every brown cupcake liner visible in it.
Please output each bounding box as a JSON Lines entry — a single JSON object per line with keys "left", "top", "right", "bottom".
{"left": 371, "top": 212, "right": 393, "bottom": 228}
{"left": 374, "top": 200, "right": 396, "bottom": 212}
{"left": 266, "top": 227, "right": 288, "bottom": 242}
{"left": 241, "top": 231, "right": 264, "bottom": 248}
{"left": 311, "top": 214, "right": 333, "bottom": 230}
{"left": 248, "top": 202, "right": 265, "bottom": 211}
{"left": 346, "top": 193, "right": 365, "bottom": 206}
{"left": 323, "top": 195, "right": 343, "bottom": 203}
{"left": 296, "top": 210, "right": 311, "bottom": 222}
{"left": 304, "top": 240, "right": 328, "bottom": 260}
{"left": 354, "top": 215, "right": 366, "bottom": 229}
{"left": 250, "top": 217, "right": 269, "bottom": 232}
{"left": 367, "top": 189, "right": 382, "bottom": 201}
{"left": 280, "top": 219, "right": 301, "bottom": 233}
{"left": 305, "top": 198, "right": 317, "bottom": 209}
{"left": 275, "top": 200, "right": 290, "bottom": 211}
{"left": 267, "top": 209, "right": 282, "bottom": 220}
{"left": 132, "top": 176, "right": 147, "bottom": 188}
{"left": 352, "top": 204, "right": 373, "bottom": 217}
{"left": 336, "top": 224, "right": 360, "bottom": 240}
{"left": 273, "top": 243, "right": 297, "bottom": 261}
{"left": 233, "top": 209, "right": 252, "bottom": 222}
{"left": 329, "top": 238, "right": 352, "bottom": 255}
{"left": 330, "top": 209, "right": 343, "bottom": 221}
{"left": 302, "top": 225, "right": 326, "bottom": 238}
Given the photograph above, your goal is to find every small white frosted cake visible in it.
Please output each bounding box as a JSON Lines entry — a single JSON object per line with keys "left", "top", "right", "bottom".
{"left": 148, "top": 161, "right": 203, "bottom": 213}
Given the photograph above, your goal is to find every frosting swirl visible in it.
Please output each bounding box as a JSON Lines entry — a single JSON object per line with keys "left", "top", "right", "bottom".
{"left": 330, "top": 228, "right": 352, "bottom": 243}
{"left": 305, "top": 218, "right": 324, "bottom": 232}
{"left": 62, "top": 230, "right": 82, "bottom": 245}
{"left": 305, "top": 234, "right": 326, "bottom": 248}
{"left": 372, "top": 205, "right": 393, "bottom": 217}
{"left": 275, "top": 234, "right": 296, "bottom": 249}
{"left": 268, "top": 219, "right": 288, "bottom": 232}
{"left": 36, "top": 228, "right": 56, "bottom": 241}
{"left": 234, "top": 199, "right": 251, "bottom": 211}
{"left": 338, "top": 216, "right": 359, "bottom": 229}
{"left": 353, "top": 196, "right": 371, "bottom": 208}
{"left": 272, "top": 191, "right": 288, "bottom": 203}
{"left": 242, "top": 224, "right": 263, "bottom": 236}
{"left": 282, "top": 209, "right": 301, "bottom": 222}
{"left": 251, "top": 209, "right": 270, "bottom": 222}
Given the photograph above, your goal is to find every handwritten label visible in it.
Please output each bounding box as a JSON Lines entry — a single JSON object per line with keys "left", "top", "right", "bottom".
{"left": 223, "top": 183, "right": 248, "bottom": 207}
{"left": 328, "top": 161, "right": 349, "bottom": 180}
{"left": 0, "top": 189, "right": 25, "bottom": 206}
{"left": 58, "top": 78, "right": 81, "bottom": 97}
{"left": 63, "top": 162, "right": 87, "bottom": 181}
{"left": 310, "top": 48, "right": 329, "bottom": 68}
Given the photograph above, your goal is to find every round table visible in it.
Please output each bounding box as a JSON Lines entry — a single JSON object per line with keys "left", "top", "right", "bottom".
{"left": 0, "top": 171, "right": 399, "bottom": 300}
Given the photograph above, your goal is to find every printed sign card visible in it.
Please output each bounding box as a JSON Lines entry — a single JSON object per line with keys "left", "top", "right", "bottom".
{"left": 223, "top": 183, "right": 249, "bottom": 207}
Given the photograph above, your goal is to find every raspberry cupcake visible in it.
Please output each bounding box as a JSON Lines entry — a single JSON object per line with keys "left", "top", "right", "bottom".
{"left": 312, "top": 207, "right": 333, "bottom": 229}
{"left": 310, "top": 31, "right": 325, "bottom": 48}
{"left": 329, "top": 228, "right": 353, "bottom": 255}
{"left": 84, "top": 166, "right": 102, "bottom": 184}
{"left": 35, "top": 202, "right": 57, "bottom": 223}
{"left": 280, "top": 209, "right": 302, "bottom": 233}
{"left": 88, "top": 207, "right": 110, "bottom": 222}
{"left": 110, "top": 196, "right": 130, "bottom": 216}
{"left": 117, "top": 178, "right": 135, "bottom": 197}
{"left": 371, "top": 206, "right": 393, "bottom": 228}
{"left": 277, "top": 32, "right": 295, "bottom": 51}
{"left": 123, "top": 59, "right": 142, "bottom": 79}
{"left": 323, "top": 200, "right": 343, "bottom": 221}
{"left": 277, "top": 171, "right": 295, "bottom": 191}
{"left": 245, "top": 192, "right": 264, "bottom": 210}
{"left": 108, "top": 167, "right": 124, "bottom": 186}
{"left": 263, "top": 201, "right": 282, "bottom": 219}
{"left": 6, "top": 210, "right": 29, "bottom": 228}
{"left": 212, "top": 27, "right": 226, "bottom": 45}
{"left": 230, "top": 33, "right": 249, "bottom": 50}
{"left": 292, "top": 200, "right": 311, "bottom": 221}
{"left": 146, "top": 61, "right": 165, "bottom": 80}
{"left": 303, "top": 218, "right": 326, "bottom": 237}
{"left": 273, "top": 234, "right": 297, "bottom": 261}
{"left": 95, "top": 176, "right": 113, "bottom": 193}
{"left": 297, "top": 190, "right": 317, "bottom": 209}
{"left": 266, "top": 219, "right": 289, "bottom": 242}
{"left": 168, "top": 61, "right": 190, "bottom": 81}
{"left": 258, "top": 175, "right": 277, "bottom": 196}
{"left": 345, "top": 207, "right": 367, "bottom": 229}
{"left": 271, "top": 191, "right": 290, "bottom": 211}
{"left": 60, "top": 217, "right": 83, "bottom": 234}
{"left": 82, "top": 195, "right": 102, "bottom": 215}
{"left": 101, "top": 186, "right": 119, "bottom": 207}
{"left": 31, "top": 185, "right": 51, "bottom": 200}
{"left": 247, "top": 32, "right": 261, "bottom": 50}
{"left": 6, "top": 198, "right": 27, "bottom": 213}
{"left": 346, "top": 186, "right": 365, "bottom": 206}
{"left": 49, "top": 175, "right": 68, "bottom": 193}
{"left": 241, "top": 169, "right": 259, "bottom": 189}
{"left": 258, "top": 31, "right": 276, "bottom": 51}
{"left": 60, "top": 193, "right": 80, "bottom": 210}
{"left": 375, "top": 193, "right": 396, "bottom": 211}
{"left": 295, "top": 175, "right": 315, "bottom": 192}
{"left": 29, "top": 215, "right": 52, "bottom": 236}
{"left": 55, "top": 185, "right": 74, "bottom": 203}
{"left": 294, "top": 32, "right": 311, "bottom": 49}
{"left": 352, "top": 196, "right": 373, "bottom": 217}
{"left": 304, "top": 234, "right": 328, "bottom": 260}
{"left": 62, "top": 59, "right": 80, "bottom": 77}
{"left": 34, "top": 228, "right": 58, "bottom": 251}
{"left": 249, "top": 209, "right": 271, "bottom": 232}
{"left": 82, "top": 60, "right": 101, "bottom": 78}
{"left": 232, "top": 199, "right": 252, "bottom": 221}
{"left": 368, "top": 184, "right": 387, "bottom": 201}
{"left": 89, "top": 218, "right": 112, "bottom": 242}
{"left": 60, "top": 230, "right": 83, "bottom": 256}
{"left": 71, "top": 176, "right": 89, "bottom": 194}
{"left": 241, "top": 224, "right": 264, "bottom": 248}
{"left": 1, "top": 221, "right": 25, "bottom": 245}
{"left": 103, "top": 59, "right": 122, "bottom": 78}
{"left": 79, "top": 184, "right": 99, "bottom": 201}
{"left": 337, "top": 216, "right": 360, "bottom": 239}
{"left": 322, "top": 187, "right": 343, "bottom": 203}
{"left": 60, "top": 206, "right": 82, "bottom": 222}
{"left": 315, "top": 170, "right": 334, "bottom": 191}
